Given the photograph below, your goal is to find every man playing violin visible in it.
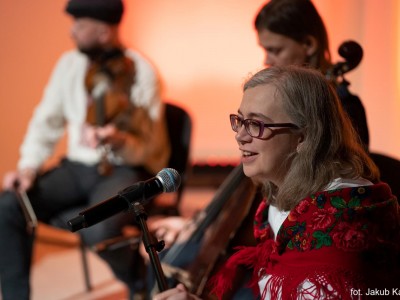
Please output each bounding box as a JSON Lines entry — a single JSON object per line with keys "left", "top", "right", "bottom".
{"left": 0, "top": 0, "right": 170, "bottom": 299}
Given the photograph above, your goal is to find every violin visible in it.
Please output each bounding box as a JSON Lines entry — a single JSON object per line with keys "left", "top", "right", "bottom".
{"left": 85, "top": 48, "right": 134, "bottom": 127}
{"left": 84, "top": 48, "right": 152, "bottom": 175}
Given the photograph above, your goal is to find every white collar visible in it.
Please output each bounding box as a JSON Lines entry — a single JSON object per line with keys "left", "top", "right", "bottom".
{"left": 324, "top": 177, "right": 373, "bottom": 191}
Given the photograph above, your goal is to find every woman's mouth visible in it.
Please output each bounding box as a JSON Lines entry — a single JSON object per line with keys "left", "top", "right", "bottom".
{"left": 242, "top": 150, "right": 256, "bottom": 157}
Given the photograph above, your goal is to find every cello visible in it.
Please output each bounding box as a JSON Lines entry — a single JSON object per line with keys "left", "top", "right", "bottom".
{"left": 149, "top": 164, "right": 262, "bottom": 298}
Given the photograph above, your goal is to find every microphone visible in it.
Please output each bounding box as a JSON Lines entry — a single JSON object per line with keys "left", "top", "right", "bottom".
{"left": 331, "top": 40, "right": 363, "bottom": 77}
{"left": 67, "top": 168, "right": 181, "bottom": 232}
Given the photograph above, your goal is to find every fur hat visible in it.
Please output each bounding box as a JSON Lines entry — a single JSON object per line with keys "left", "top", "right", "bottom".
{"left": 65, "top": 0, "right": 124, "bottom": 24}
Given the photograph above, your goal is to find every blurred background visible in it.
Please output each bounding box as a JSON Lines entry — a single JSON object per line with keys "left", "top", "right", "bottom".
{"left": 0, "top": 0, "right": 399, "bottom": 179}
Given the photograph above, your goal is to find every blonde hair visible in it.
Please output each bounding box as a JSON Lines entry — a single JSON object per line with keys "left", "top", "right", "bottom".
{"left": 244, "top": 66, "right": 379, "bottom": 210}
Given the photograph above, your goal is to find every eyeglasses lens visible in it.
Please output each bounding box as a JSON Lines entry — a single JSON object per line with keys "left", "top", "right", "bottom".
{"left": 246, "top": 120, "right": 261, "bottom": 137}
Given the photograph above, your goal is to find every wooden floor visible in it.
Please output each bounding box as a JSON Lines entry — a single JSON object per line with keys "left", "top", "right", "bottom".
{"left": 32, "top": 235, "right": 127, "bottom": 300}
{"left": 28, "top": 187, "right": 216, "bottom": 300}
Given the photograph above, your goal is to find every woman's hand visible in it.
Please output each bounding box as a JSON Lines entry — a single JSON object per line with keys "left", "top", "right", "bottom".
{"left": 139, "top": 216, "right": 188, "bottom": 262}
{"left": 153, "top": 284, "right": 201, "bottom": 300}
{"left": 150, "top": 216, "right": 188, "bottom": 248}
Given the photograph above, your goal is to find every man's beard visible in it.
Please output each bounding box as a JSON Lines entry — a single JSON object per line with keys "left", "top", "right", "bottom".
{"left": 78, "top": 45, "right": 106, "bottom": 61}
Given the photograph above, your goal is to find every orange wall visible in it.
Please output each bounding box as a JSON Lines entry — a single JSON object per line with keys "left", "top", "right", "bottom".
{"left": 0, "top": 0, "right": 399, "bottom": 180}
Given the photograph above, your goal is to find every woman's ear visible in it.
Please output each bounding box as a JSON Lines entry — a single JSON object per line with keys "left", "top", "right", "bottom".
{"left": 303, "top": 35, "right": 318, "bottom": 57}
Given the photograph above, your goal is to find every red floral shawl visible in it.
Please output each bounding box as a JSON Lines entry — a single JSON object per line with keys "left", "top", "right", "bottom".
{"left": 209, "top": 183, "right": 400, "bottom": 299}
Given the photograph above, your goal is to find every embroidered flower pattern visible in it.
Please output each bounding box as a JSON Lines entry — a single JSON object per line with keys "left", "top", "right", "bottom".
{"left": 254, "top": 201, "right": 271, "bottom": 241}
{"left": 332, "top": 221, "right": 367, "bottom": 251}
{"left": 288, "top": 200, "right": 310, "bottom": 222}
{"left": 284, "top": 187, "right": 371, "bottom": 252}
{"left": 311, "top": 207, "right": 337, "bottom": 230}
{"left": 254, "top": 184, "right": 398, "bottom": 254}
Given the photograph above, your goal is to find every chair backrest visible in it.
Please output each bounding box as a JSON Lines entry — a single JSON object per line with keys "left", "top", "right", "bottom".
{"left": 370, "top": 152, "right": 400, "bottom": 201}
{"left": 164, "top": 102, "right": 192, "bottom": 204}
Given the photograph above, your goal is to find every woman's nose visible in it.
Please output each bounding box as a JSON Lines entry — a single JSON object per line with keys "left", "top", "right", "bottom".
{"left": 235, "top": 125, "right": 252, "bottom": 144}
{"left": 264, "top": 56, "right": 274, "bottom": 67}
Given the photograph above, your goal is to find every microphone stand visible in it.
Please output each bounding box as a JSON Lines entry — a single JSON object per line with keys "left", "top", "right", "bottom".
{"left": 133, "top": 202, "right": 168, "bottom": 292}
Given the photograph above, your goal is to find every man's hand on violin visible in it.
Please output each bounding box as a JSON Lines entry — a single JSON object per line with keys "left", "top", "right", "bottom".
{"left": 83, "top": 123, "right": 127, "bottom": 150}
{"left": 95, "top": 124, "right": 127, "bottom": 150}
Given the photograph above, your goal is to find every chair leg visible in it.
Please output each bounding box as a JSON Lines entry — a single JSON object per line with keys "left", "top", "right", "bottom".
{"left": 79, "top": 240, "right": 92, "bottom": 291}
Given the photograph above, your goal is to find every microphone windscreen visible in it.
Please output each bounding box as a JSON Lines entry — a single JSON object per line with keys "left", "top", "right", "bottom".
{"left": 157, "top": 168, "right": 181, "bottom": 192}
